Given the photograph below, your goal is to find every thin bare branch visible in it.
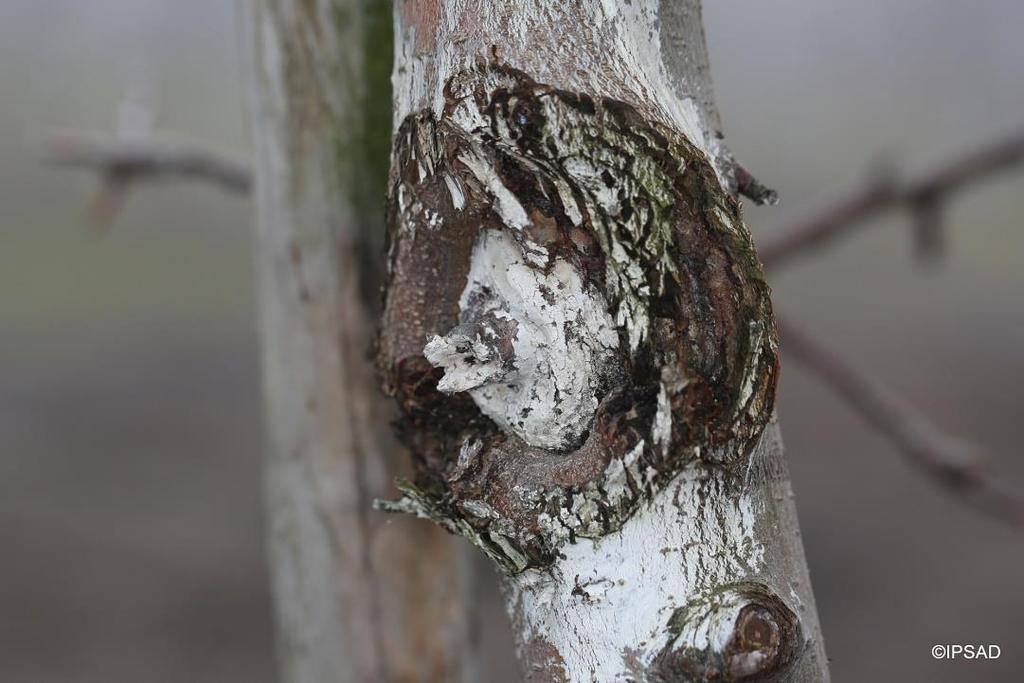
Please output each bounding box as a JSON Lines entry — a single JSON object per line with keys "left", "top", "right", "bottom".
{"left": 760, "top": 127, "right": 1024, "bottom": 269}
{"left": 777, "top": 312, "right": 1024, "bottom": 528}
{"left": 43, "top": 132, "right": 252, "bottom": 195}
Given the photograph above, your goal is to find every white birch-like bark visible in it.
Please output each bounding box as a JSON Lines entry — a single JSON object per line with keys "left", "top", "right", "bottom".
{"left": 388, "top": 1, "right": 829, "bottom": 680}
{"left": 241, "top": 2, "right": 479, "bottom": 681}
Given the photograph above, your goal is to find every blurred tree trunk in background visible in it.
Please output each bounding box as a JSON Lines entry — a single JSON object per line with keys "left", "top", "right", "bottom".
{"left": 241, "top": 1, "right": 480, "bottom": 682}
{"left": 242, "top": 0, "right": 828, "bottom": 681}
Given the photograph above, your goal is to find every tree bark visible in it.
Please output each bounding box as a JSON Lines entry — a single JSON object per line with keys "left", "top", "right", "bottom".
{"left": 241, "top": 2, "right": 478, "bottom": 681}
{"left": 380, "top": 1, "right": 829, "bottom": 681}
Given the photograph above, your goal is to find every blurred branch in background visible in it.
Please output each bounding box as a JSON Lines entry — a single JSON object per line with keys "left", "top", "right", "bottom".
{"left": 42, "top": 132, "right": 250, "bottom": 230}
{"left": 765, "top": 126, "right": 1024, "bottom": 528}
{"left": 760, "top": 126, "right": 1024, "bottom": 269}
{"left": 778, "top": 313, "right": 1024, "bottom": 528}
{"left": 40, "top": 85, "right": 249, "bottom": 231}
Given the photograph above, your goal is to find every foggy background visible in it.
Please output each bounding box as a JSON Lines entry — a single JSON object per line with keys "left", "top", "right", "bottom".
{"left": 1, "top": 1, "right": 1021, "bottom": 681}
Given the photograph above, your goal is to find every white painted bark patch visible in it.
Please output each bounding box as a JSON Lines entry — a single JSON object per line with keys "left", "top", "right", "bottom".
{"left": 506, "top": 462, "right": 765, "bottom": 681}
{"left": 425, "top": 230, "right": 620, "bottom": 450}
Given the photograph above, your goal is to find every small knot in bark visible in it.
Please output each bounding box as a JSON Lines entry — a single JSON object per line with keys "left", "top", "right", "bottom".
{"left": 653, "top": 582, "right": 802, "bottom": 682}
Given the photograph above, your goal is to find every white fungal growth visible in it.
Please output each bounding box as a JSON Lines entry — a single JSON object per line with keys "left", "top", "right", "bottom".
{"left": 424, "top": 229, "right": 620, "bottom": 451}
{"left": 507, "top": 463, "right": 765, "bottom": 681}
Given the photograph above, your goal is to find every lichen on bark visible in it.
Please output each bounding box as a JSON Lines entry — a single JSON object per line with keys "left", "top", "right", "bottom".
{"left": 376, "top": 63, "right": 779, "bottom": 574}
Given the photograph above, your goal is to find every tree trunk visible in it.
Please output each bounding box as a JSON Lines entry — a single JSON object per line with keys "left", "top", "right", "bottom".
{"left": 379, "top": 1, "right": 829, "bottom": 681}
{"left": 241, "top": 2, "right": 479, "bottom": 681}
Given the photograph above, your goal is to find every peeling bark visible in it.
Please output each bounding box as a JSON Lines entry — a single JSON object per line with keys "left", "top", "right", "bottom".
{"left": 380, "top": 2, "right": 828, "bottom": 681}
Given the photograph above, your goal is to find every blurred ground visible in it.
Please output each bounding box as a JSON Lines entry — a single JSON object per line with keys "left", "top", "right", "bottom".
{"left": 1, "top": 1, "right": 1022, "bottom": 681}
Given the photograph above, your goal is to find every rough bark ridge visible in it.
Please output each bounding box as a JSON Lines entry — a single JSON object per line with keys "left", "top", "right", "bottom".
{"left": 242, "top": 1, "right": 477, "bottom": 681}
{"left": 380, "top": 1, "right": 828, "bottom": 681}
